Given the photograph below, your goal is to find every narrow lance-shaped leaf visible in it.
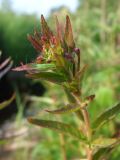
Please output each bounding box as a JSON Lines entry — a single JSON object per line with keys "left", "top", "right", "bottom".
{"left": 28, "top": 118, "right": 86, "bottom": 140}
{"left": 93, "top": 138, "right": 120, "bottom": 160}
{"left": 41, "top": 15, "right": 53, "bottom": 38}
{"left": 92, "top": 137, "right": 117, "bottom": 148}
{"left": 12, "top": 63, "right": 32, "bottom": 71}
{"left": 55, "top": 16, "right": 63, "bottom": 43}
{"left": 29, "top": 63, "right": 56, "bottom": 71}
{"left": 27, "top": 35, "right": 42, "bottom": 52}
{"left": 92, "top": 103, "right": 120, "bottom": 130}
{"left": 0, "top": 93, "right": 15, "bottom": 110}
{"left": 45, "top": 103, "right": 80, "bottom": 114}
{"left": 93, "top": 147, "right": 112, "bottom": 160}
{"left": 64, "top": 16, "right": 75, "bottom": 49}
{"left": 26, "top": 71, "right": 67, "bottom": 84}
{"left": 13, "top": 63, "right": 55, "bottom": 72}
{"left": 45, "top": 97, "right": 95, "bottom": 114}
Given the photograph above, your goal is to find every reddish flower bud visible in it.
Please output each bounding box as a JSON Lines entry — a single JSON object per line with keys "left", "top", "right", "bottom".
{"left": 74, "top": 48, "right": 80, "bottom": 55}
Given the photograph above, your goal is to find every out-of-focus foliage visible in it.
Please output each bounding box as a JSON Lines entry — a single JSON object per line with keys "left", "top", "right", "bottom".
{"left": 0, "top": 53, "right": 15, "bottom": 110}
{"left": 0, "top": 93, "right": 15, "bottom": 110}
{"left": 0, "top": 9, "right": 38, "bottom": 65}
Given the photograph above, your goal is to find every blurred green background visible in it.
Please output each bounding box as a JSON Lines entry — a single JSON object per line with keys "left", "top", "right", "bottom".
{"left": 0, "top": 0, "right": 120, "bottom": 159}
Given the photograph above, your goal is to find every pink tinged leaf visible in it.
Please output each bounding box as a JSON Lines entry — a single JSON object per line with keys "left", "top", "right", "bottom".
{"left": 12, "top": 63, "right": 32, "bottom": 71}
{"left": 50, "top": 36, "right": 57, "bottom": 45}
{"left": 41, "top": 15, "right": 53, "bottom": 38}
{"left": 64, "top": 15, "right": 75, "bottom": 49}
{"left": 34, "top": 30, "right": 41, "bottom": 40}
{"left": 55, "top": 16, "right": 63, "bottom": 43}
{"left": 27, "top": 35, "right": 42, "bottom": 52}
{"left": 26, "top": 71, "right": 67, "bottom": 84}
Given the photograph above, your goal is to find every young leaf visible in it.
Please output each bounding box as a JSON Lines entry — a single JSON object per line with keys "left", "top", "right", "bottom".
{"left": 64, "top": 16, "right": 75, "bottom": 49}
{"left": 92, "top": 103, "right": 120, "bottom": 130}
{"left": 55, "top": 16, "right": 63, "bottom": 43}
{"left": 29, "top": 63, "right": 56, "bottom": 71}
{"left": 0, "top": 93, "right": 15, "bottom": 110}
{"left": 13, "top": 63, "right": 55, "bottom": 72}
{"left": 26, "top": 71, "right": 67, "bottom": 84}
{"left": 12, "top": 63, "right": 32, "bottom": 71}
{"left": 28, "top": 118, "right": 86, "bottom": 140}
{"left": 27, "top": 35, "right": 42, "bottom": 52}
{"left": 41, "top": 15, "right": 53, "bottom": 38}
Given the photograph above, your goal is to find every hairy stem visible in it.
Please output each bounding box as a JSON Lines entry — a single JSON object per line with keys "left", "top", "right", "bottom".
{"left": 82, "top": 108, "right": 92, "bottom": 160}
{"left": 73, "top": 93, "right": 93, "bottom": 160}
{"left": 87, "top": 147, "right": 93, "bottom": 160}
{"left": 82, "top": 108, "right": 91, "bottom": 139}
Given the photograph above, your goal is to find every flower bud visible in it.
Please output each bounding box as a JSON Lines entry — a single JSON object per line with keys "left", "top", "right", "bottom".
{"left": 74, "top": 48, "right": 80, "bottom": 55}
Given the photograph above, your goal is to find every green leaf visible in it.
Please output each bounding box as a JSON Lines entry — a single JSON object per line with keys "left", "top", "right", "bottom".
{"left": 0, "top": 93, "right": 15, "bottom": 110}
{"left": 92, "top": 103, "right": 120, "bottom": 130}
{"left": 92, "top": 137, "right": 117, "bottom": 148}
{"left": 45, "top": 98, "right": 94, "bottom": 114}
{"left": 29, "top": 63, "right": 56, "bottom": 71}
{"left": 26, "top": 71, "right": 67, "bottom": 84}
{"left": 28, "top": 118, "right": 86, "bottom": 140}
{"left": 45, "top": 103, "right": 81, "bottom": 114}
{"left": 93, "top": 138, "right": 120, "bottom": 160}
{"left": 64, "top": 16, "right": 75, "bottom": 49}
{"left": 93, "top": 147, "right": 112, "bottom": 160}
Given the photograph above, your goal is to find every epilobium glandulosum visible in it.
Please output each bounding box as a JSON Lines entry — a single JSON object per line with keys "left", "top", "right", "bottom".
{"left": 13, "top": 15, "right": 120, "bottom": 160}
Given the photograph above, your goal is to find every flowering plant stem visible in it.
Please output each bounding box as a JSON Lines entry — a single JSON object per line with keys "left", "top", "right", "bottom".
{"left": 14, "top": 15, "right": 120, "bottom": 160}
